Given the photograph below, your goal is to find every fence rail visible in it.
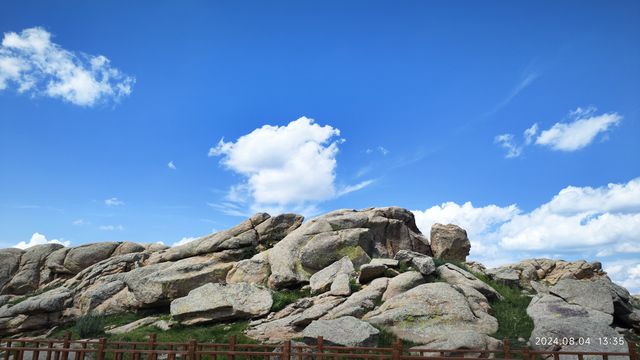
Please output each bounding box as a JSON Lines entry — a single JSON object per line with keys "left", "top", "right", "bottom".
{"left": 1, "top": 333, "right": 638, "bottom": 360}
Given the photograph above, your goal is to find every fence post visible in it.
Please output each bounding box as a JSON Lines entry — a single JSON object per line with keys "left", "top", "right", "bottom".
{"left": 392, "top": 338, "right": 402, "bottom": 360}
{"left": 503, "top": 339, "right": 510, "bottom": 360}
{"left": 148, "top": 334, "right": 157, "bottom": 360}
{"left": 316, "top": 337, "right": 323, "bottom": 360}
{"left": 282, "top": 340, "right": 291, "bottom": 360}
{"left": 229, "top": 336, "right": 236, "bottom": 360}
{"left": 96, "top": 338, "right": 106, "bottom": 360}
{"left": 188, "top": 340, "right": 197, "bottom": 360}
{"left": 4, "top": 340, "right": 11, "bottom": 360}
{"left": 61, "top": 332, "right": 71, "bottom": 360}
{"left": 629, "top": 342, "right": 638, "bottom": 360}
{"left": 522, "top": 347, "right": 530, "bottom": 360}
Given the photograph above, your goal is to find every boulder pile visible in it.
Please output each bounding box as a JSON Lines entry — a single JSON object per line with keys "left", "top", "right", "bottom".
{"left": 0, "top": 206, "right": 637, "bottom": 355}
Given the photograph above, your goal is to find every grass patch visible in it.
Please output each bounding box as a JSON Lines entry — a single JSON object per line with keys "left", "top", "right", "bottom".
{"left": 271, "top": 288, "right": 311, "bottom": 312}
{"left": 375, "top": 326, "right": 420, "bottom": 348}
{"left": 397, "top": 262, "right": 411, "bottom": 273}
{"left": 76, "top": 314, "right": 105, "bottom": 339}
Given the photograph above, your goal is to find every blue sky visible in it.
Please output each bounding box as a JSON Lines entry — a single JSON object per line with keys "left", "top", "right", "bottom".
{"left": 1, "top": 1, "right": 639, "bottom": 290}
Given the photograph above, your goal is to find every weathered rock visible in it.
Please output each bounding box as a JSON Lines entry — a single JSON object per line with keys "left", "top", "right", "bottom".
{"left": 487, "top": 259, "right": 607, "bottom": 290}
{"left": 254, "top": 214, "right": 304, "bottom": 250}
{"left": 268, "top": 207, "right": 430, "bottom": 289}
{"left": 364, "top": 283, "right": 498, "bottom": 344}
{"left": 106, "top": 316, "right": 159, "bottom": 334}
{"left": 302, "top": 316, "right": 379, "bottom": 347}
{"left": 170, "top": 283, "right": 272, "bottom": 325}
{"left": 323, "top": 278, "right": 388, "bottom": 319}
{"left": 0, "top": 248, "right": 23, "bottom": 292}
{"left": 330, "top": 273, "right": 351, "bottom": 296}
{"left": 549, "top": 279, "right": 614, "bottom": 315}
{"left": 410, "top": 330, "right": 502, "bottom": 358}
{"left": 436, "top": 264, "right": 502, "bottom": 301}
{"left": 486, "top": 267, "right": 520, "bottom": 287}
{"left": 430, "top": 224, "right": 470, "bottom": 261}
{"left": 370, "top": 259, "right": 399, "bottom": 267}
{"left": 309, "top": 257, "right": 355, "bottom": 294}
{"left": 63, "top": 242, "right": 120, "bottom": 274}
{"left": 152, "top": 319, "right": 176, "bottom": 331}
{"left": 359, "top": 263, "right": 387, "bottom": 284}
{"left": 227, "top": 254, "right": 271, "bottom": 285}
{"left": 3, "top": 244, "right": 63, "bottom": 295}
{"left": 112, "top": 242, "right": 146, "bottom": 256}
{"left": 0, "top": 287, "right": 72, "bottom": 334}
{"left": 527, "top": 293, "right": 626, "bottom": 357}
{"left": 246, "top": 295, "right": 346, "bottom": 343}
{"left": 382, "top": 271, "right": 425, "bottom": 301}
{"left": 394, "top": 250, "right": 435, "bottom": 275}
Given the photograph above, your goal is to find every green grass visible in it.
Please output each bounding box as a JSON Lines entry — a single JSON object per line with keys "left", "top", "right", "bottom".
{"left": 349, "top": 279, "right": 362, "bottom": 293}
{"left": 374, "top": 326, "right": 420, "bottom": 348}
{"left": 75, "top": 314, "right": 106, "bottom": 338}
{"left": 270, "top": 288, "right": 311, "bottom": 312}
{"left": 397, "top": 262, "right": 411, "bottom": 273}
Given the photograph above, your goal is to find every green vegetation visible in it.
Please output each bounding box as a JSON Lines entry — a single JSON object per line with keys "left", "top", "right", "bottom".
{"left": 270, "top": 288, "right": 311, "bottom": 312}
{"left": 374, "top": 326, "right": 420, "bottom": 348}
{"left": 75, "top": 314, "right": 105, "bottom": 339}
{"left": 349, "top": 278, "right": 362, "bottom": 293}
{"left": 397, "top": 262, "right": 410, "bottom": 273}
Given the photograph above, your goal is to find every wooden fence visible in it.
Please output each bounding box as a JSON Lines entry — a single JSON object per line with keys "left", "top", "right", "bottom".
{"left": 0, "top": 333, "right": 638, "bottom": 360}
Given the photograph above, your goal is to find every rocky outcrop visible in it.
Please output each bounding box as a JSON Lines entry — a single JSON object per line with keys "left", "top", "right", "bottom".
{"left": 0, "top": 248, "right": 23, "bottom": 292}
{"left": 430, "top": 224, "right": 470, "bottom": 261}
{"left": 2, "top": 244, "right": 63, "bottom": 295}
{"left": 323, "top": 277, "right": 388, "bottom": 319}
{"left": 410, "top": 330, "right": 502, "bottom": 358}
{"left": 394, "top": 250, "right": 436, "bottom": 276}
{"left": 267, "top": 207, "right": 430, "bottom": 289}
{"left": 364, "top": 282, "right": 498, "bottom": 344}
{"left": 382, "top": 271, "right": 425, "bottom": 301}
{"left": 0, "top": 286, "right": 72, "bottom": 334}
{"left": 309, "top": 257, "right": 355, "bottom": 294}
{"left": 302, "top": 316, "right": 379, "bottom": 347}
{"left": 528, "top": 278, "right": 640, "bottom": 356}
{"left": 487, "top": 259, "right": 606, "bottom": 290}
{"left": 170, "top": 283, "right": 272, "bottom": 325}
{"left": 437, "top": 264, "right": 502, "bottom": 301}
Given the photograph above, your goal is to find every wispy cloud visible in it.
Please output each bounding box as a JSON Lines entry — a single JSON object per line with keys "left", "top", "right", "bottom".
{"left": 72, "top": 218, "right": 89, "bottom": 226}
{"left": 105, "top": 197, "right": 125, "bottom": 207}
{"left": 495, "top": 106, "right": 621, "bottom": 158}
{"left": 167, "top": 161, "right": 176, "bottom": 170}
{"left": 490, "top": 71, "right": 540, "bottom": 114}
{"left": 0, "top": 27, "right": 134, "bottom": 106}
{"left": 98, "top": 224, "right": 124, "bottom": 231}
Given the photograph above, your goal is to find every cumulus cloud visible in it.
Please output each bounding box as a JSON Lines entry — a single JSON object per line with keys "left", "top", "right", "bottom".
{"left": 172, "top": 236, "right": 200, "bottom": 247}
{"left": 209, "top": 117, "right": 373, "bottom": 215}
{"left": 14, "top": 232, "right": 70, "bottom": 249}
{"left": 412, "top": 177, "right": 640, "bottom": 291}
{"left": 168, "top": 161, "right": 176, "bottom": 170}
{"left": 495, "top": 107, "right": 622, "bottom": 158}
{"left": 0, "top": 27, "right": 134, "bottom": 106}
{"left": 105, "top": 197, "right": 124, "bottom": 207}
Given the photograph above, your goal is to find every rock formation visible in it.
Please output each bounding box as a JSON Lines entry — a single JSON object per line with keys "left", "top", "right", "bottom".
{"left": 0, "top": 206, "right": 638, "bottom": 356}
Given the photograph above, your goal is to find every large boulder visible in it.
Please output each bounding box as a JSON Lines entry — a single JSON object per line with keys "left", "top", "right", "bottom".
{"left": 364, "top": 283, "right": 498, "bottom": 344}
{"left": 410, "top": 330, "right": 502, "bottom": 358}
{"left": 430, "top": 224, "right": 470, "bottom": 261}
{"left": 394, "top": 250, "right": 435, "bottom": 275}
{"left": 549, "top": 279, "right": 614, "bottom": 315}
{"left": 382, "top": 271, "right": 425, "bottom": 301}
{"left": 436, "top": 264, "right": 502, "bottom": 301}
{"left": 323, "top": 277, "right": 389, "bottom": 319}
{"left": 226, "top": 254, "right": 271, "bottom": 285}
{"left": 527, "top": 292, "right": 626, "bottom": 357}
{"left": 309, "top": 257, "right": 355, "bottom": 294}
{"left": 3, "top": 244, "right": 63, "bottom": 295}
{"left": 63, "top": 242, "right": 120, "bottom": 274}
{"left": 358, "top": 263, "right": 387, "bottom": 284}
{"left": 0, "top": 287, "right": 72, "bottom": 334}
{"left": 268, "top": 207, "right": 430, "bottom": 289}
{"left": 170, "top": 283, "right": 272, "bottom": 325}
{"left": 487, "top": 259, "right": 607, "bottom": 290}
{"left": 302, "top": 316, "right": 379, "bottom": 347}
{"left": 0, "top": 248, "right": 23, "bottom": 292}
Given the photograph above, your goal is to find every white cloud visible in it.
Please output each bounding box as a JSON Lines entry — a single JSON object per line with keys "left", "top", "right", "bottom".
{"left": 603, "top": 260, "right": 640, "bottom": 294}
{"left": 72, "top": 219, "right": 88, "bottom": 226}
{"left": 209, "top": 117, "right": 372, "bottom": 215}
{"left": 105, "top": 197, "right": 124, "bottom": 207}
{"left": 168, "top": 161, "right": 176, "bottom": 170}
{"left": 494, "top": 134, "right": 522, "bottom": 158}
{"left": 337, "top": 180, "right": 376, "bottom": 197}
{"left": 0, "top": 27, "right": 134, "bottom": 106}
{"left": 172, "top": 236, "right": 200, "bottom": 247}
{"left": 412, "top": 177, "right": 640, "bottom": 291}
{"left": 535, "top": 108, "right": 621, "bottom": 151}
{"left": 99, "top": 224, "right": 124, "bottom": 231}
{"left": 14, "top": 232, "right": 70, "bottom": 249}
{"left": 365, "top": 146, "right": 389, "bottom": 155}
{"left": 524, "top": 123, "right": 538, "bottom": 145}
{"left": 495, "top": 107, "right": 621, "bottom": 158}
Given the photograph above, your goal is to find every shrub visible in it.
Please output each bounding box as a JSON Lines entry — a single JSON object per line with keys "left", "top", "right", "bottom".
{"left": 349, "top": 279, "right": 362, "bottom": 293}
{"left": 75, "top": 314, "right": 105, "bottom": 339}
{"left": 271, "top": 288, "right": 311, "bottom": 312}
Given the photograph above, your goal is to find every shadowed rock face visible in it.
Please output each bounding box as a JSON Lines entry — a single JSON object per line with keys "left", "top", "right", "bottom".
{"left": 430, "top": 223, "right": 470, "bottom": 261}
